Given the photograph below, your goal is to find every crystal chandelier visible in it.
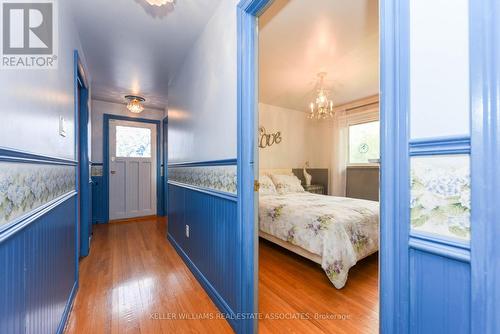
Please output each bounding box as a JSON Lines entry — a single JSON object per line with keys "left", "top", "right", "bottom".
{"left": 308, "top": 72, "right": 334, "bottom": 120}
{"left": 125, "top": 95, "right": 145, "bottom": 114}
{"left": 145, "top": 0, "right": 174, "bottom": 6}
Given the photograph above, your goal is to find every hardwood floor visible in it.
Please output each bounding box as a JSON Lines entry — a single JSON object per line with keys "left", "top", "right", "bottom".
{"left": 66, "top": 217, "right": 378, "bottom": 334}
{"left": 259, "top": 239, "right": 379, "bottom": 334}
{"left": 65, "top": 217, "right": 233, "bottom": 334}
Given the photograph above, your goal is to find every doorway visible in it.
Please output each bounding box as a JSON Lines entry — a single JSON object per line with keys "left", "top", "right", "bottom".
{"left": 103, "top": 115, "right": 161, "bottom": 222}
{"left": 237, "top": 0, "right": 493, "bottom": 333}
{"left": 256, "top": 0, "right": 379, "bottom": 332}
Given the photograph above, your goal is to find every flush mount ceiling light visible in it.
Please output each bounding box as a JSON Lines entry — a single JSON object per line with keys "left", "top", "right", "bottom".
{"left": 145, "top": 0, "right": 174, "bottom": 7}
{"left": 125, "top": 95, "right": 145, "bottom": 114}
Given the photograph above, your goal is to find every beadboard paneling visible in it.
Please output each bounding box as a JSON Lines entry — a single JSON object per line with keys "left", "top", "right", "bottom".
{"left": 91, "top": 176, "right": 105, "bottom": 223}
{"left": 0, "top": 194, "right": 77, "bottom": 334}
{"left": 167, "top": 182, "right": 239, "bottom": 330}
{"left": 409, "top": 249, "right": 470, "bottom": 334}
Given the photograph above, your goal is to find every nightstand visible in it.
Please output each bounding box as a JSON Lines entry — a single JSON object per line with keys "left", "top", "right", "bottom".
{"left": 303, "top": 184, "right": 325, "bottom": 195}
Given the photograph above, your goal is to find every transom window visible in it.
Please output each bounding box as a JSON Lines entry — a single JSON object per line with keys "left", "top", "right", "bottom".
{"left": 348, "top": 121, "right": 380, "bottom": 164}
{"left": 116, "top": 125, "right": 151, "bottom": 158}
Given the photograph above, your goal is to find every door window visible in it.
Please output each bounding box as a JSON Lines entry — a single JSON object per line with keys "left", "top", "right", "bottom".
{"left": 115, "top": 125, "right": 151, "bottom": 158}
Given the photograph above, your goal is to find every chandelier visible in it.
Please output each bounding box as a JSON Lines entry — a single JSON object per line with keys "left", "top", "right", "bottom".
{"left": 145, "top": 0, "right": 174, "bottom": 7}
{"left": 125, "top": 95, "right": 145, "bottom": 114}
{"left": 308, "top": 72, "right": 334, "bottom": 120}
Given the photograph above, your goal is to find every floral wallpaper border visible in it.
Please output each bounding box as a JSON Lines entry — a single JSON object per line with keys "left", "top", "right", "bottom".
{"left": 0, "top": 162, "right": 76, "bottom": 226}
{"left": 168, "top": 165, "right": 237, "bottom": 195}
{"left": 410, "top": 155, "right": 471, "bottom": 241}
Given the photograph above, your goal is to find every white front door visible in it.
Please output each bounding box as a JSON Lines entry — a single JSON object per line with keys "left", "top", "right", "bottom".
{"left": 109, "top": 119, "right": 157, "bottom": 220}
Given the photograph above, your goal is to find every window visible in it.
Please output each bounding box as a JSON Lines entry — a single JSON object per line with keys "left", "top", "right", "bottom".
{"left": 116, "top": 126, "right": 151, "bottom": 158}
{"left": 348, "top": 121, "right": 380, "bottom": 164}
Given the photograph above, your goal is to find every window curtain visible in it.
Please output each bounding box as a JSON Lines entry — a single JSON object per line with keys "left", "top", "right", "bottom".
{"left": 330, "top": 108, "right": 379, "bottom": 197}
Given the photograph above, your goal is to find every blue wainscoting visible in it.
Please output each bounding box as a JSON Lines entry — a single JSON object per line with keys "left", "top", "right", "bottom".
{"left": 0, "top": 193, "right": 77, "bottom": 334}
{"left": 91, "top": 176, "right": 105, "bottom": 224}
{"left": 167, "top": 160, "right": 240, "bottom": 331}
{"left": 0, "top": 147, "right": 78, "bottom": 334}
{"left": 409, "top": 249, "right": 470, "bottom": 334}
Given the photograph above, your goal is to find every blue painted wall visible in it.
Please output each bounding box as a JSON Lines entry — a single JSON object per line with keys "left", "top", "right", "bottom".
{"left": 409, "top": 249, "right": 470, "bottom": 334}
{"left": 166, "top": 0, "right": 242, "bottom": 331}
{"left": 0, "top": 194, "right": 77, "bottom": 334}
{"left": 0, "top": 2, "right": 88, "bottom": 333}
{"left": 91, "top": 175, "right": 105, "bottom": 224}
{"left": 167, "top": 183, "right": 239, "bottom": 323}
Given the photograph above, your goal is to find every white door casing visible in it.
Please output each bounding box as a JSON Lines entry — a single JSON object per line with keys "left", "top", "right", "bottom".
{"left": 109, "top": 120, "right": 157, "bottom": 220}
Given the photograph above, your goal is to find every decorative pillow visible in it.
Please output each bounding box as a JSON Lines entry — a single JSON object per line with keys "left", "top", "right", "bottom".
{"left": 259, "top": 175, "right": 277, "bottom": 195}
{"left": 269, "top": 174, "right": 305, "bottom": 194}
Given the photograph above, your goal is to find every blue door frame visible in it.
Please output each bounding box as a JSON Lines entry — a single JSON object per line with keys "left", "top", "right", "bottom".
{"left": 162, "top": 117, "right": 168, "bottom": 216}
{"left": 74, "top": 50, "right": 92, "bottom": 258}
{"left": 238, "top": 0, "right": 500, "bottom": 333}
{"left": 102, "top": 115, "right": 162, "bottom": 223}
{"left": 469, "top": 0, "right": 500, "bottom": 331}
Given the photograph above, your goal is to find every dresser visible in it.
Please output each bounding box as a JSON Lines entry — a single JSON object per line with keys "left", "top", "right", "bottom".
{"left": 303, "top": 184, "right": 325, "bottom": 195}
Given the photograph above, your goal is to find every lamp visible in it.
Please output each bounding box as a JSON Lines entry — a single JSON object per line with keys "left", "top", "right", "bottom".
{"left": 125, "top": 95, "right": 145, "bottom": 114}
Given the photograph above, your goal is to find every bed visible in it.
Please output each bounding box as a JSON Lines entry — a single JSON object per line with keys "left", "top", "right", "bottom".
{"left": 259, "top": 169, "right": 379, "bottom": 289}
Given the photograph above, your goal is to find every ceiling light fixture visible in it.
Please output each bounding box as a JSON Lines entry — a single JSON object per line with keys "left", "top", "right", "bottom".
{"left": 308, "top": 72, "right": 334, "bottom": 120}
{"left": 145, "top": 0, "right": 174, "bottom": 7}
{"left": 125, "top": 95, "right": 145, "bottom": 114}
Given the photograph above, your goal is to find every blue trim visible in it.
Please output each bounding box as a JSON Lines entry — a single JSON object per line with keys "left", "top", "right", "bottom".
{"left": 409, "top": 135, "right": 471, "bottom": 156}
{"left": 168, "top": 158, "right": 237, "bottom": 168}
{"left": 409, "top": 237, "right": 470, "bottom": 263}
{"left": 410, "top": 231, "right": 469, "bottom": 250}
{"left": 0, "top": 147, "right": 77, "bottom": 165}
{"left": 470, "top": 0, "right": 500, "bottom": 332}
{"left": 380, "top": 0, "right": 409, "bottom": 332}
{"left": 56, "top": 281, "right": 78, "bottom": 334}
{"left": 73, "top": 50, "right": 80, "bottom": 291}
{"left": 167, "top": 233, "right": 238, "bottom": 330}
{"left": 103, "top": 114, "right": 162, "bottom": 223}
{"left": 0, "top": 191, "right": 77, "bottom": 243}
{"left": 168, "top": 181, "right": 238, "bottom": 202}
{"left": 237, "top": 1, "right": 274, "bottom": 333}
{"left": 75, "top": 50, "right": 91, "bottom": 258}
{"left": 162, "top": 117, "right": 168, "bottom": 217}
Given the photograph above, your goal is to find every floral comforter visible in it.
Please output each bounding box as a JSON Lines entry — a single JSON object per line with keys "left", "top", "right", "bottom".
{"left": 259, "top": 192, "right": 379, "bottom": 289}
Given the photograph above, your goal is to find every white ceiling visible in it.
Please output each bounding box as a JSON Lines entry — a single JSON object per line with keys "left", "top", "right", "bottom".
{"left": 259, "top": 0, "right": 379, "bottom": 112}
{"left": 71, "top": 0, "right": 222, "bottom": 110}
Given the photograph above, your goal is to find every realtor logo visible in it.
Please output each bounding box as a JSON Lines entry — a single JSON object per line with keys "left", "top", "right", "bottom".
{"left": 1, "top": 0, "right": 58, "bottom": 69}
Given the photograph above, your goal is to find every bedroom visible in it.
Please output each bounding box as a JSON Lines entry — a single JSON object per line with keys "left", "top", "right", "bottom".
{"left": 257, "top": 0, "right": 380, "bottom": 332}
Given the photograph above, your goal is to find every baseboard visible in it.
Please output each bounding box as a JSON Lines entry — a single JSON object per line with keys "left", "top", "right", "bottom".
{"left": 167, "top": 233, "right": 238, "bottom": 332}
{"left": 56, "top": 280, "right": 78, "bottom": 334}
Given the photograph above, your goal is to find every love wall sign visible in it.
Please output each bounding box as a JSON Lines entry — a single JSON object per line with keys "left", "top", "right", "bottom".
{"left": 259, "top": 127, "right": 282, "bottom": 148}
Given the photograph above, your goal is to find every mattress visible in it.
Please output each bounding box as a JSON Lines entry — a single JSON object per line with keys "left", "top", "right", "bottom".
{"left": 259, "top": 192, "right": 379, "bottom": 289}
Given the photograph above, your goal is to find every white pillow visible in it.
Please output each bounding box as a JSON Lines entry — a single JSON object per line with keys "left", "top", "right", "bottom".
{"left": 259, "top": 175, "right": 277, "bottom": 195}
{"left": 269, "top": 174, "right": 304, "bottom": 194}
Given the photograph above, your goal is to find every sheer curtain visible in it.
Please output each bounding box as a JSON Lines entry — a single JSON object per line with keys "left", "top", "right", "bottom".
{"left": 330, "top": 110, "right": 348, "bottom": 196}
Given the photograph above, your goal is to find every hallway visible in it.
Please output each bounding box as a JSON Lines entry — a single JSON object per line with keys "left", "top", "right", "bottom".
{"left": 65, "top": 218, "right": 232, "bottom": 334}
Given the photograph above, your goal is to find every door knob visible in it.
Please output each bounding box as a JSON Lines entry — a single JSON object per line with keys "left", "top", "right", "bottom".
{"left": 110, "top": 170, "right": 116, "bottom": 174}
